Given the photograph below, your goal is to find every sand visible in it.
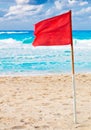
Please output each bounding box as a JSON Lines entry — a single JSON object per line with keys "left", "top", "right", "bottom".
{"left": 0, "top": 74, "right": 91, "bottom": 130}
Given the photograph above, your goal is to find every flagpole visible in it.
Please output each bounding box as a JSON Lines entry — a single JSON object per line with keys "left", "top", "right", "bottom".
{"left": 71, "top": 41, "right": 77, "bottom": 124}
{"left": 70, "top": 10, "right": 77, "bottom": 124}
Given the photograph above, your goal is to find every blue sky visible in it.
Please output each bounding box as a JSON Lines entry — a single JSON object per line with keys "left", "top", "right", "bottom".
{"left": 0, "top": 0, "right": 91, "bottom": 30}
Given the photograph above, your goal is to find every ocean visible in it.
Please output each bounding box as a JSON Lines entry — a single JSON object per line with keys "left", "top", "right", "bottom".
{"left": 0, "top": 30, "right": 91, "bottom": 76}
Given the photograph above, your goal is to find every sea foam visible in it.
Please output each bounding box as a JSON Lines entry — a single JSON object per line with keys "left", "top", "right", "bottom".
{"left": 0, "top": 38, "right": 91, "bottom": 49}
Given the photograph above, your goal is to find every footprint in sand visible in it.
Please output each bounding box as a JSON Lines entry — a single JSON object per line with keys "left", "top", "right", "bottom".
{"left": 11, "top": 125, "right": 26, "bottom": 129}
{"left": 34, "top": 125, "right": 49, "bottom": 129}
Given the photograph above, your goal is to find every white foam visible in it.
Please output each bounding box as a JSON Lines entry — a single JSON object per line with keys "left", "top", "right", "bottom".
{"left": 73, "top": 39, "right": 91, "bottom": 48}
{"left": 0, "top": 38, "right": 32, "bottom": 49}
{"left": 0, "top": 31, "right": 29, "bottom": 34}
{"left": 0, "top": 38, "right": 91, "bottom": 50}
{"left": 0, "top": 38, "right": 22, "bottom": 48}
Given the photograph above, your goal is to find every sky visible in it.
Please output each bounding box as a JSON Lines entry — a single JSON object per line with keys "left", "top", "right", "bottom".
{"left": 0, "top": 0, "right": 91, "bottom": 30}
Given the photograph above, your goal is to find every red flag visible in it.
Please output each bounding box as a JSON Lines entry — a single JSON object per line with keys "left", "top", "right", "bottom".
{"left": 32, "top": 10, "right": 72, "bottom": 46}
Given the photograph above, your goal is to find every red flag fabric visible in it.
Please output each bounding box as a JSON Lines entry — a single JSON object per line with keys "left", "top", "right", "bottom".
{"left": 32, "top": 11, "right": 72, "bottom": 46}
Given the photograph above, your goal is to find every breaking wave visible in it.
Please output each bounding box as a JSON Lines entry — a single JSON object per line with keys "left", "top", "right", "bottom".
{"left": 0, "top": 31, "right": 30, "bottom": 34}
{"left": 0, "top": 38, "right": 91, "bottom": 49}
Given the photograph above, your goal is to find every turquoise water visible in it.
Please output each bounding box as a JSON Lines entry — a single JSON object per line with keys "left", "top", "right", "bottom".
{"left": 0, "top": 30, "right": 91, "bottom": 75}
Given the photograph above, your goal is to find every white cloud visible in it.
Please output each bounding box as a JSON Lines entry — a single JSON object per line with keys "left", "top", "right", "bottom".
{"left": 3, "top": 0, "right": 91, "bottom": 21}
{"left": 15, "top": 0, "right": 29, "bottom": 5}
{"left": 68, "top": 0, "right": 77, "bottom": 5}
{"left": 46, "top": 8, "right": 53, "bottom": 16}
{"left": 54, "top": 0, "right": 64, "bottom": 10}
{"left": 0, "top": 0, "right": 91, "bottom": 30}
{"left": 79, "top": 1, "right": 88, "bottom": 6}
{"left": 4, "top": 4, "right": 43, "bottom": 19}
{"left": 68, "top": 0, "right": 88, "bottom": 8}
{"left": 75, "top": 7, "right": 91, "bottom": 15}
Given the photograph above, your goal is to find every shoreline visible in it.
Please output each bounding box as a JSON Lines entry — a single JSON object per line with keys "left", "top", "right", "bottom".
{"left": 0, "top": 72, "right": 91, "bottom": 77}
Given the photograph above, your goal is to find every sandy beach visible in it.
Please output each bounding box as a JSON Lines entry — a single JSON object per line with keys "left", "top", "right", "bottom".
{"left": 0, "top": 74, "right": 91, "bottom": 130}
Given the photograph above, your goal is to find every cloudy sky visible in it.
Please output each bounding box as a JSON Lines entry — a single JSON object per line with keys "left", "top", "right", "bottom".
{"left": 0, "top": 0, "right": 91, "bottom": 30}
